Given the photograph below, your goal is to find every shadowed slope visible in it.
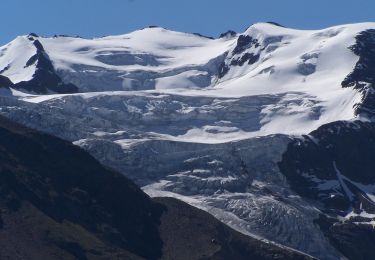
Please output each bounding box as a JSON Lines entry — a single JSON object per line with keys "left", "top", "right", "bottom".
{"left": 0, "top": 116, "right": 312, "bottom": 259}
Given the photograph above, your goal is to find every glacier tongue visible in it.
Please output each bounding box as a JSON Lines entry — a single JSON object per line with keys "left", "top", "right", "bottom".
{"left": 0, "top": 94, "right": 341, "bottom": 259}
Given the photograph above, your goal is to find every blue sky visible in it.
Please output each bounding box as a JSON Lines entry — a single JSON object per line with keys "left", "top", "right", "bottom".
{"left": 1, "top": 0, "right": 374, "bottom": 45}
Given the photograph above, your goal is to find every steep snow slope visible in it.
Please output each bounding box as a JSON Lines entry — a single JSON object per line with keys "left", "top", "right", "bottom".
{"left": 215, "top": 23, "right": 365, "bottom": 135}
{"left": 0, "top": 35, "right": 37, "bottom": 83}
{"left": 0, "top": 34, "right": 78, "bottom": 94}
{"left": 1, "top": 22, "right": 375, "bottom": 259}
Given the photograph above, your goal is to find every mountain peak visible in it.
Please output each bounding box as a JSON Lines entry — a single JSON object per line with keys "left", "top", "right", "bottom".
{"left": 219, "top": 30, "right": 237, "bottom": 38}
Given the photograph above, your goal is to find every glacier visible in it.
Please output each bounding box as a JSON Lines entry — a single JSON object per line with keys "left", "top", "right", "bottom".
{"left": 2, "top": 22, "right": 375, "bottom": 259}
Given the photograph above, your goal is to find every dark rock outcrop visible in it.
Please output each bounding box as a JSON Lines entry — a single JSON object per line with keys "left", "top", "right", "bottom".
{"left": 219, "top": 30, "right": 237, "bottom": 39}
{"left": 232, "top": 35, "right": 260, "bottom": 55}
{"left": 192, "top": 33, "right": 214, "bottom": 40}
{"left": 279, "top": 120, "right": 375, "bottom": 259}
{"left": 13, "top": 39, "right": 78, "bottom": 94}
{"left": 342, "top": 29, "right": 375, "bottom": 117}
{"left": 0, "top": 75, "right": 13, "bottom": 88}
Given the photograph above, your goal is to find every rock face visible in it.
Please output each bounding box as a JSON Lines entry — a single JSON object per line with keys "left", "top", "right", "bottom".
{"left": 0, "top": 115, "right": 310, "bottom": 260}
{"left": 342, "top": 29, "right": 375, "bottom": 117}
{"left": 280, "top": 121, "right": 375, "bottom": 210}
{"left": 11, "top": 36, "right": 78, "bottom": 94}
{"left": 279, "top": 121, "right": 375, "bottom": 260}
{"left": 0, "top": 75, "right": 13, "bottom": 96}
{"left": 0, "top": 75, "right": 13, "bottom": 88}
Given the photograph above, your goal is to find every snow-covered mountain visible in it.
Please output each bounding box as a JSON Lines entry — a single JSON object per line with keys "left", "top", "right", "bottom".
{"left": 1, "top": 22, "right": 375, "bottom": 259}
{"left": 1, "top": 23, "right": 371, "bottom": 138}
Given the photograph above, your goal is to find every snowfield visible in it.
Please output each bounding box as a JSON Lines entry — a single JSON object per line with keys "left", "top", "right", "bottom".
{"left": 1, "top": 22, "right": 375, "bottom": 259}
{"left": 1, "top": 22, "right": 370, "bottom": 140}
